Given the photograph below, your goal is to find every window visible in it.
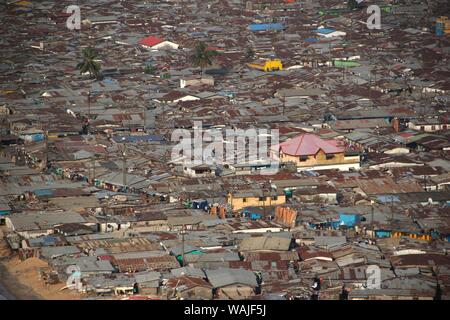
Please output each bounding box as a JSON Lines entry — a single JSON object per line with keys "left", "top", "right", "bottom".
{"left": 272, "top": 196, "right": 278, "bottom": 201}
{"left": 259, "top": 196, "right": 266, "bottom": 201}
{"left": 299, "top": 155, "right": 308, "bottom": 162}
{"left": 326, "top": 154, "right": 335, "bottom": 160}
{"left": 420, "top": 126, "right": 425, "bottom": 131}
{"left": 242, "top": 198, "right": 247, "bottom": 202}
{"left": 431, "top": 125, "right": 436, "bottom": 131}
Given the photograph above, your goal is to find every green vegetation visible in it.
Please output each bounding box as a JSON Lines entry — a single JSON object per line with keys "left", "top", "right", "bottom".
{"left": 144, "top": 65, "right": 157, "bottom": 75}
{"left": 347, "top": 0, "right": 358, "bottom": 10}
{"left": 191, "top": 42, "right": 219, "bottom": 74}
{"left": 77, "top": 47, "right": 101, "bottom": 79}
{"left": 244, "top": 47, "right": 255, "bottom": 61}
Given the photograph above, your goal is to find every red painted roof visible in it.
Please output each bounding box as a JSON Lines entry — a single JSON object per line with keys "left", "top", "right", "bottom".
{"left": 399, "top": 132, "right": 415, "bottom": 138}
{"left": 139, "top": 36, "right": 164, "bottom": 47}
{"left": 278, "top": 133, "right": 344, "bottom": 156}
{"left": 206, "top": 45, "right": 223, "bottom": 51}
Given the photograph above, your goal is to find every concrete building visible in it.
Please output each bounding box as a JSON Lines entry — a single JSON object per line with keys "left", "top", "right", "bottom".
{"left": 276, "top": 134, "right": 360, "bottom": 171}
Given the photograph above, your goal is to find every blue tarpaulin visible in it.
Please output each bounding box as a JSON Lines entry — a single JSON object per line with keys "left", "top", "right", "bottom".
{"left": 309, "top": 220, "right": 340, "bottom": 229}
{"left": 32, "top": 133, "right": 45, "bottom": 142}
{"left": 339, "top": 213, "right": 360, "bottom": 227}
{"left": 242, "top": 209, "right": 263, "bottom": 220}
{"left": 313, "top": 28, "right": 335, "bottom": 34}
{"left": 250, "top": 213, "right": 262, "bottom": 220}
{"left": 192, "top": 199, "right": 208, "bottom": 210}
{"left": 375, "top": 230, "right": 392, "bottom": 238}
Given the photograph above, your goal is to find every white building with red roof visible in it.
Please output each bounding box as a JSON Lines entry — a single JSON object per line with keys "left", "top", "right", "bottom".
{"left": 275, "top": 133, "right": 360, "bottom": 172}
{"left": 139, "top": 36, "right": 179, "bottom": 50}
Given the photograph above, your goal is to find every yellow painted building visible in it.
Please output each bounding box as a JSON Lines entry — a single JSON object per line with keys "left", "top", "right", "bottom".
{"left": 436, "top": 16, "right": 450, "bottom": 35}
{"left": 277, "top": 134, "right": 360, "bottom": 171}
{"left": 280, "top": 149, "right": 360, "bottom": 170}
{"left": 248, "top": 59, "right": 283, "bottom": 72}
{"left": 391, "top": 231, "right": 432, "bottom": 241}
{"left": 227, "top": 190, "right": 286, "bottom": 211}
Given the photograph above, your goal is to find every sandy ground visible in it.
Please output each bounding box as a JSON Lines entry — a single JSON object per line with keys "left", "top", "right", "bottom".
{"left": 0, "top": 229, "right": 12, "bottom": 258}
{"left": 0, "top": 229, "right": 82, "bottom": 300}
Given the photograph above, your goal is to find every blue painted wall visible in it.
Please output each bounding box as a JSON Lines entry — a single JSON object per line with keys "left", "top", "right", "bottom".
{"left": 339, "top": 213, "right": 360, "bottom": 227}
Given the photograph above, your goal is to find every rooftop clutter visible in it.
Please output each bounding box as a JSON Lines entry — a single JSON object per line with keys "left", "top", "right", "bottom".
{"left": 0, "top": 0, "right": 449, "bottom": 300}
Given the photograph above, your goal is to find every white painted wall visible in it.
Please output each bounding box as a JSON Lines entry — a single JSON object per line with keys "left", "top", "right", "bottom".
{"left": 297, "top": 162, "right": 360, "bottom": 172}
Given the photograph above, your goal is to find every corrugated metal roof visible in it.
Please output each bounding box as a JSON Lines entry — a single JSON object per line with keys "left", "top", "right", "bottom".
{"left": 239, "top": 236, "right": 291, "bottom": 252}
{"left": 205, "top": 268, "right": 258, "bottom": 288}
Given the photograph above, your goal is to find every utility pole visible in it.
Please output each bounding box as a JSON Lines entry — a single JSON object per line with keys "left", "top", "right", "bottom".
{"left": 122, "top": 137, "right": 127, "bottom": 189}
{"left": 127, "top": 109, "right": 131, "bottom": 132}
{"left": 161, "top": 104, "right": 165, "bottom": 129}
{"left": 91, "top": 157, "right": 94, "bottom": 184}
{"left": 91, "top": 155, "right": 98, "bottom": 185}
{"left": 142, "top": 105, "right": 146, "bottom": 132}
{"left": 371, "top": 200, "right": 375, "bottom": 240}
{"left": 263, "top": 189, "right": 266, "bottom": 218}
{"left": 44, "top": 130, "right": 48, "bottom": 170}
{"left": 391, "top": 195, "right": 394, "bottom": 221}
{"left": 88, "top": 91, "right": 91, "bottom": 119}
{"left": 181, "top": 224, "right": 186, "bottom": 267}
{"left": 328, "top": 41, "right": 332, "bottom": 65}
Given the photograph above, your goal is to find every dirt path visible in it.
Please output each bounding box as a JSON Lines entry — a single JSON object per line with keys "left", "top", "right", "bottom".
{"left": 0, "top": 228, "right": 41, "bottom": 299}
{"left": 0, "top": 260, "right": 43, "bottom": 300}
{"left": 0, "top": 228, "right": 82, "bottom": 300}
{"left": 1, "top": 255, "right": 83, "bottom": 300}
{"left": 0, "top": 229, "right": 12, "bottom": 258}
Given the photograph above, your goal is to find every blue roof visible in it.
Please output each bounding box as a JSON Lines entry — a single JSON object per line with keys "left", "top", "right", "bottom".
{"left": 112, "top": 135, "right": 165, "bottom": 143}
{"left": 33, "top": 189, "right": 53, "bottom": 197}
{"left": 102, "top": 78, "right": 116, "bottom": 84}
{"left": 218, "top": 90, "right": 236, "bottom": 98}
{"left": 192, "top": 199, "right": 208, "bottom": 203}
{"left": 249, "top": 23, "right": 284, "bottom": 31}
{"left": 190, "top": 32, "right": 207, "bottom": 37}
{"left": 95, "top": 190, "right": 127, "bottom": 199}
{"left": 375, "top": 195, "right": 400, "bottom": 203}
{"left": 313, "top": 28, "right": 335, "bottom": 34}
{"left": 304, "top": 37, "right": 318, "bottom": 42}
